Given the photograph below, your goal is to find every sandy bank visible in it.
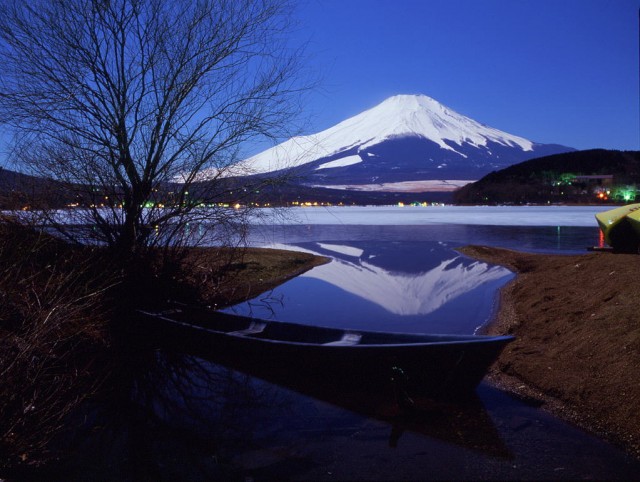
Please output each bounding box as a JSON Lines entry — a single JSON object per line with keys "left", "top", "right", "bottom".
{"left": 458, "top": 245, "right": 640, "bottom": 459}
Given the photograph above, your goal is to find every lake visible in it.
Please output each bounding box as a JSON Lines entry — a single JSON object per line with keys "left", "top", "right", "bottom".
{"left": 225, "top": 205, "right": 604, "bottom": 334}
{"left": 62, "top": 206, "right": 640, "bottom": 480}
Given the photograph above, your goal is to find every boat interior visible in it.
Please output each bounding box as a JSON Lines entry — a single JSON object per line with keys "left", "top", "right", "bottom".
{"left": 145, "top": 308, "right": 493, "bottom": 347}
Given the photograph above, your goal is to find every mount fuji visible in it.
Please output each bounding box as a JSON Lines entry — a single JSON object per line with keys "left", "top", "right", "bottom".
{"left": 227, "top": 94, "right": 574, "bottom": 190}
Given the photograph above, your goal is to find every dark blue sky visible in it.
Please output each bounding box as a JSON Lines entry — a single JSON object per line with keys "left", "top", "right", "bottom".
{"left": 1, "top": 0, "right": 638, "bottom": 168}
{"left": 288, "top": 0, "right": 640, "bottom": 151}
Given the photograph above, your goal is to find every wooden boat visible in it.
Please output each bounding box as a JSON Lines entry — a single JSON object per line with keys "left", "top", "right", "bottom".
{"left": 595, "top": 203, "right": 640, "bottom": 252}
{"left": 138, "top": 305, "right": 514, "bottom": 399}
{"left": 150, "top": 329, "right": 512, "bottom": 457}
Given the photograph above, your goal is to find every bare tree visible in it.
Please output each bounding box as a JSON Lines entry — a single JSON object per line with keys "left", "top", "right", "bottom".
{"left": 0, "top": 0, "right": 305, "bottom": 255}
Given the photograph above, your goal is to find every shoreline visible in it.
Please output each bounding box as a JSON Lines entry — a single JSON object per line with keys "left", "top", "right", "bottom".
{"left": 459, "top": 245, "right": 640, "bottom": 459}
{"left": 195, "top": 243, "right": 640, "bottom": 460}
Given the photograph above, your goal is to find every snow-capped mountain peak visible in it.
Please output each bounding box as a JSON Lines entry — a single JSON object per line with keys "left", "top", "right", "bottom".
{"left": 193, "top": 93, "right": 572, "bottom": 184}
{"left": 359, "top": 94, "right": 533, "bottom": 152}
{"left": 235, "top": 93, "right": 534, "bottom": 175}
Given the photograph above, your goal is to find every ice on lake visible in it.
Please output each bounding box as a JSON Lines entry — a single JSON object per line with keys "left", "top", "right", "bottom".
{"left": 263, "top": 204, "right": 606, "bottom": 227}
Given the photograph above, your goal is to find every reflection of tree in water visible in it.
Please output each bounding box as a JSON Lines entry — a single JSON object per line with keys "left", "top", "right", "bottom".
{"left": 49, "top": 332, "right": 512, "bottom": 480}
{"left": 58, "top": 347, "right": 299, "bottom": 479}
{"left": 140, "top": 351, "right": 294, "bottom": 442}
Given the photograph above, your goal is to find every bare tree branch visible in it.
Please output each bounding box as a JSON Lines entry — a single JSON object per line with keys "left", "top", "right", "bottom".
{"left": 0, "top": 0, "right": 307, "bottom": 254}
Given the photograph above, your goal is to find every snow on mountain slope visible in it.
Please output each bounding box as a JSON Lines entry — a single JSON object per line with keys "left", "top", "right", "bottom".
{"left": 237, "top": 94, "right": 534, "bottom": 175}
{"left": 316, "top": 155, "right": 363, "bottom": 170}
{"left": 188, "top": 94, "right": 573, "bottom": 185}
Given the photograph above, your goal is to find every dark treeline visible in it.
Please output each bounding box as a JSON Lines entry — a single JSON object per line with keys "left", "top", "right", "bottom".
{"left": 0, "top": 167, "right": 453, "bottom": 209}
{"left": 454, "top": 149, "right": 640, "bottom": 205}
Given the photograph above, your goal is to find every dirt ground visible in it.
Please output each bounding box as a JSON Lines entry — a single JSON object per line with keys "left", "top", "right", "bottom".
{"left": 458, "top": 245, "right": 640, "bottom": 459}
{"left": 179, "top": 246, "right": 330, "bottom": 308}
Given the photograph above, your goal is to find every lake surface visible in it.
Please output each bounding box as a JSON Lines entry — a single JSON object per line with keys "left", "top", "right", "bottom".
{"left": 62, "top": 206, "right": 640, "bottom": 480}
{"left": 225, "top": 206, "right": 604, "bottom": 334}
{"left": 225, "top": 237, "right": 515, "bottom": 334}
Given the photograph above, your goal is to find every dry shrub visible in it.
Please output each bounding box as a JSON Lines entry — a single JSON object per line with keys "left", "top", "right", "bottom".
{"left": 0, "top": 217, "right": 117, "bottom": 464}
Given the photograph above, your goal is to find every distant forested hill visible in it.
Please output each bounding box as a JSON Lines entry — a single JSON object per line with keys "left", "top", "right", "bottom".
{"left": 0, "top": 167, "right": 81, "bottom": 209}
{"left": 0, "top": 166, "right": 453, "bottom": 209}
{"left": 0, "top": 167, "right": 47, "bottom": 209}
{"left": 453, "top": 149, "right": 640, "bottom": 204}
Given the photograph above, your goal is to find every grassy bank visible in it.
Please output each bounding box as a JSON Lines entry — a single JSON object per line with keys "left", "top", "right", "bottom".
{"left": 459, "top": 245, "right": 640, "bottom": 459}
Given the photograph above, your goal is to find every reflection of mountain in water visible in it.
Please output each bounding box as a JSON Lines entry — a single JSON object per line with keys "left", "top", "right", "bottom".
{"left": 285, "top": 241, "right": 511, "bottom": 317}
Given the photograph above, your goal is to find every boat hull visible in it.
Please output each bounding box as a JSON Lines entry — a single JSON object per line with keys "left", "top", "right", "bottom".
{"left": 139, "top": 306, "right": 514, "bottom": 399}
{"left": 625, "top": 209, "right": 640, "bottom": 238}
{"left": 595, "top": 203, "right": 640, "bottom": 252}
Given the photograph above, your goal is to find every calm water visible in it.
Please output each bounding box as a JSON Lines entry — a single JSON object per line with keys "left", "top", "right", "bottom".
{"left": 58, "top": 207, "right": 640, "bottom": 480}
{"left": 225, "top": 237, "right": 514, "bottom": 334}
{"left": 224, "top": 222, "right": 602, "bottom": 334}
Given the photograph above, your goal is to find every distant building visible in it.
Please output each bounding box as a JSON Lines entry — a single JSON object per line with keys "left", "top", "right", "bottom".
{"left": 572, "top": 175, "right": 614, "bottom": 186}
